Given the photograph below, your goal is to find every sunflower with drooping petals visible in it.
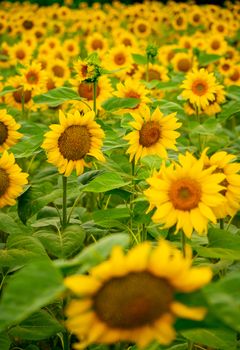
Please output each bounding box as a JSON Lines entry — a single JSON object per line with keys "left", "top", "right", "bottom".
{"left": 42, "top": 110, "right": 105, "bottom": 177}
{"left": 0, "top": 109, "right": 22, "bottom": 152}
{"left": 65, "top": 240, "right": 212, "bottom": 348}
{"left": 0, "top": 151, "right": 28, "bottom": 208}
{"left": 202, "top": 150, "right": 240, "bottom": 218}
{"left": 144, "top": 152, "right": 226, "bottom": 238}
{"left": 124, "top": 106, "right": 181, "bottom": 164}
{"left": 181, "top": 68, "right": 218, "bottom": 110}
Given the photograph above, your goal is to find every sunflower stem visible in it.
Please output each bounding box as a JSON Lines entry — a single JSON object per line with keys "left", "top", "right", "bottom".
{"left": 195, "top": 105, "right": 202, "bottom": 152}
{"left": 62, "top": 175, "right": 68, "bottom": 229}
{"left": 146, "top": 54, "right": 150, "bottom": 82}
{"left": 181, "top": 231, "right": 186, "bottom": 258}
{"left": 220, "top": 218, "right": 224, "bottom": 230}
{"left": 129, "top": 160, "right": 135, "bottom": 233}
{"left": 93, "top": 79, "right": 97, "bottom": 116}
{"left": 188, "top": 341, "right": 194, "bottom": 350}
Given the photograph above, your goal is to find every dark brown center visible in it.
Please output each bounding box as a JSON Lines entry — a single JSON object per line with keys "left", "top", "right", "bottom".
{"left": 26, "top": 71, "right": 39, "bottom": 84}
{"left": 139, "top": 121, "right": 161, "bottom": 147}
{"left": 114, "top": 53, "right": 126, "bottom": 65}
{"left": 78, "top": 82, "right": 100, "bottom": 100}
{"left": 230, "top": 69, "right": 240, "bottom": 82}
{"left": 0, "top": 122, "right": 8, "bottom": 145}
{"left": 0, "top": 168, "right": 9, "bottom": 196}
{"left": 92, "top": 39, "right": 103, "bottom": 50}
{"left": 13, "top": 88, "right": 32, "bottom": 104}
{"left": 211, "top": 40, "right": 220, "bottom": 50}
{"left": 177, "top": 58, "right": 191, "bottom": 72}
{"left": 138, "top": 23, "right": 147, "bottom": 33}
{"left": 16, "top": 50, "right": 25, "bottom": 60}
{"left": 169, "top": 178, "right": 202, "bottom": 210}
{"left": 52, "top": 65, "right": 64, "bottom": 78}
{"left": 93, "top": 272, "right": 173, "bottom": 329}
{"left": 23, "top": 20, "right": 34, "bottom": 30}
{"left": 58, "top": 125, "right": 91, "bottom": 160}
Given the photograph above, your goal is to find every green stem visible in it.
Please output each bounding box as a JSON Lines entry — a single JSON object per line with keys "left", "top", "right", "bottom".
{"left": 62, "top": 176, "right": 68, "bottom": 229}
{"left": 181, "top": 231, "right": 186, "bottom": 258}
{"left": 188, "top": 341, "right": 194, "bottom": 350}
{"left": 93, "top": 79, "right": 97, "bottom": 115}
{"left": 67, "top": 193, "right": 82, "bottom": 224}
{"left": 129, "top": 160, "right": 135, "bottom": 232}
{"left": 195, "top": 106, "right": 202, "bottom": 152}
{"left": 63, "top": 331, "right": 70, "bottom": 350}
{"left": 220, "top": 218, "right": 224, "bottom": 230}
{"left": 146, "top": 54, "right": 150, "bottom": 82}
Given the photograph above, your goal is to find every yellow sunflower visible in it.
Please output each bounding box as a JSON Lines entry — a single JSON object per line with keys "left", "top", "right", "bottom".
{"left": 123, "top": 105, "right": 181, "bottom": 164}
{"left": 105, "top": 45, "right": 133, "bottom": 78}
{"left": 132, "top": 18, "right": 152, "bottom": 38}
{"left": 206, "top": 35, "right": 227, "bottom": 56}
{"left": 144, "top": 152, "right": 226, "bottom": 238}
{"left": 138, "top": 63, "right": 169, "bottom": 82}
{"left": 202, "top": 83, "right": 225, "bottom": 116}
{"left": 42, "top": 110, "right": 105, "bottom": 177}
{"left": 85, "top": 32, "right": 108, "bottom": 57}
{"left": 114, "top": 78, "right": 151, "bottom": 113}
{"left": 5, "top": 76, "right": 36, "bottom": 111}
{"left": 72, "top": 58, "right": 90, "bottom": 83}
{"left": 19, "top": 61, "right": 47, "bottom": 94}
{"left": 0, "top": 109, "right": 22, "bottom": 152}
{"left": 225, "top": 65, "right": 240, "bottom": 86}
{"left": 47, "top": 59, "right": 70, "bottom": 84}
{"left": 171, "top": 52, "right": 196, "bottom": 74}
{"left": 9, "top": 41, "right": 32, "bottom": 66}
{"left": 63, "top": 38, "right": 80, "bottom": 58}
{"left": 202, "top": 150, "right": 240, "bottom": 218}
{"left": 65, "top": 240, "right": 212, "bottom": 348}
{"left": 181, "top": 68, "right": 218, "bottom": 110}
{"left": 0, "top": 151, "right": 28, "bottom": 208}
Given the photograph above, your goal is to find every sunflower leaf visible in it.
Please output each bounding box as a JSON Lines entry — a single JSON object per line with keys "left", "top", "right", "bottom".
{"left": 33, "top": 87, "right": 82, "bottom": 107}
{"left": 102, "top": 97, "right": 140, "bottom": 111}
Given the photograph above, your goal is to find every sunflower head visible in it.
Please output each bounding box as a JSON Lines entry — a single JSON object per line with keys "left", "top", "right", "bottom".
{"left": 0, "top": 151, "right": 28, "bottom": 208}
{"left": 42, "top": 110, "right": 105, "bottom": 177}
{"left": 124, "top": 105, "right": 181, "bottom": 164}
{"left": 0, "top": 109, "right": 22, "bottom": 152}
{"left": 64, "top": 240, "right": 212, "bottom": 348}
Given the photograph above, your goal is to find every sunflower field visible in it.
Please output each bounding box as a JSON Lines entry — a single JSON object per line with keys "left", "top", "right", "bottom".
{"left": 0, "top": 1, "right": 240, "bottom": 350}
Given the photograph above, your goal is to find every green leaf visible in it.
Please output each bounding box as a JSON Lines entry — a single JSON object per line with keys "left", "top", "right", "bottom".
{"left": 93, "top": 208, "right": 130, "bottom": 224}
{"left": 7, "top": 235, "right": 48, "bottom": 257}
{"left": 132, "top": 53, "right": 147, "bottom": 64}
{"left": 0, "top": 86, "right": 17, "bottom": 97}
{"left": 146, "top": 81, "right": 179, "bottom": 91}
{"left": 10, "top": 121, "right": 47, "bottom": 159}
{"left": 194, "top": 228, "right": 240, "bottom": 260}
{"left": 33, "top": 87, "right": 82, "bottom": 107}
{"left": 198, "top": 52, "right": 221, "bottom": 66}
{"left": 152, "top": 100, "right": 185, "bottom": 117}
{"left": 226, "top": 85, "right": 240, "bottom": 100}
{"left": 55, "top": 233, "right": 130, "bottom": 271}
{"left": 0, "top": 259, "right": 64, "bottom": 332}
{"left": 78, "top": 169, "right": 106, "bottom": 185}
{"left": 0, "top": 213, "right": 27, "bottom": 235}
{"left": 182, "top": 327, "right": 237, "bottom": 350}
{"left": 18, "top": 183, "right": 62, "bottom": 224}
{"left": 9, "top": 310, "right": 64, "bottom": 340}
{"left": 218, "top": 101, "right": 240, "bottom": 121}
{"left": 204, "top": 272, "right": 240, "bottom": 332}
{"left": 0, "top": 333, "right": 10, "bottom": 350}
{"left": 83, "top": 172, "right": 129, "bottom": 192}
{"left": 34, "top": 225, "right": 86, "bottom": 259}
{"left": 102, "top": 97, "right": 140, "bottom": 112}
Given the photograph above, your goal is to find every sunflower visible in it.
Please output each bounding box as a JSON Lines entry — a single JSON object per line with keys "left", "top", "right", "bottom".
{"left": 106, "top": 45, "right": 133, "bottom": 77}
{"left": 42, "top": 110, "right": 105, "bottom": 177}
{"left": 5, "top": 76, "right": 36, "bottom": 111}
{"left": 72, "top": 59, "right": 90, "bottom": 83}
{"left": 218, "top": 58, "right": 234, "bottom": 77}
{"left": 132, "top": 18, "right": 152, "bottom": 38}
{"left": 123, "top": 105, "right": 181, "bottom": 164}
{"left": 19, "top": 61, "right": 47, "bottom": 94}
{"left": 172, "top": 14, "right": 188, "bottom": 31}
{"left": 0, "top": 42, "right": 11, "bottom": 69}
{"left": 171, "top": 52, "right": 196, "bottom": 73}
{"left": 144, "top": 152, "right": 226, "bottom": 238}
{"left": 114, "top": 78, "right": 151, "bottom": 113}
{"left": 48, "top": 58, "right": 70, "bottom": 84}
{"left": 0, "top": 109, "right": 22, "bottom": 152}
{"left": 0, "top": 151, "right": 28, "bottom": 208}
{"left": 181, "top": 68, "right": 218, "bottom": 110}
{"left": 202, "top": 150, "right": 240, "bottom": 218}
{"left": 85, "top": 32, "right": 108, "bottom": 57}
{"left": 139, "top": 63, "right": 169, "bottom": 82}
{"left": 202, "top": 83, "right": 225, "bottom": 116}
{"left": 206, "top": 35, "right": 227, "bottom": 56}
{"left": 9, "top": 41, "right": 32, "bottom": 66}
{"left": 63, "top": 38, "right": 80, "bottom": 58}
{"left": 225, "top": 65, "right": 240, "bottom": 86}
{"left": 65, "top": 240, "right": 212, "bottom": 348}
